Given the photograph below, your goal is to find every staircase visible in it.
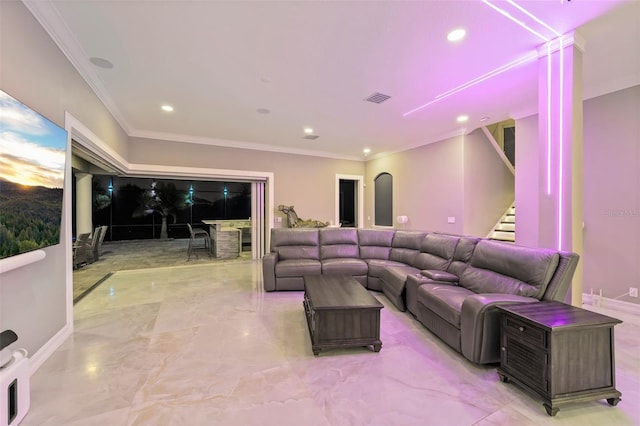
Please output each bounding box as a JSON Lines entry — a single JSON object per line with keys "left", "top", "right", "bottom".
{"left": 489, "top": 204, "right": 515, "bottom": 243}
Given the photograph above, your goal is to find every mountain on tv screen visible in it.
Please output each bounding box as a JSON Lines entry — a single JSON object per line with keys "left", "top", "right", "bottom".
{"left": 0, "top": 89, "right": 67, "bottom": 260}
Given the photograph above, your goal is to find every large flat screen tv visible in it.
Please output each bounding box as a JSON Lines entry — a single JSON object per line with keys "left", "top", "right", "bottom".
{"left": 0, "top": 89, "right": 67, "bottom": 260}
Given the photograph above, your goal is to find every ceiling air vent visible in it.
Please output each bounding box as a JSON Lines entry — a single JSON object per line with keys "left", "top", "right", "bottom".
{"left": 364, "top": 92, "right": 391, "bottom": 104}
{"left": 303, "top": 135, "right": 320, "bottom": 140}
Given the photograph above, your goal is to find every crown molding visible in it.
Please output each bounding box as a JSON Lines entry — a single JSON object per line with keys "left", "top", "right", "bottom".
{"left": 22, "top": 0, "right": 133, "bottom": 134}
{"left": 367, "top": 128, "right": 466, "bottom": 161}
{"left": 129, "top": 130, "right": 364, "bottom": 162}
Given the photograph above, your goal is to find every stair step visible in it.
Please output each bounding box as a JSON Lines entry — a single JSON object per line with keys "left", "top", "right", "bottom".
{"left": 495, "top": 223, "right": 515, "bottom": 231}
{"left": 491, "top": 231, "right": 516, "bottom": 241}
{"left": 502, "top": 216, "right": 515, "bottom": 223}
{"left": 490, "top": 238, "right": 515, "bottom": 243}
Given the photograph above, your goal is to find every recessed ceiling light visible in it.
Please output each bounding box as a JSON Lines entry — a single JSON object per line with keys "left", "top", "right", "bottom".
{"left": 480, "top": 116, "right": 490, "bottom": 122}
{"left": 89, "top": 57, "right": 114, "bottom": 69}
{"left": 363, "top": 148, "right": 371, "bottom": 155}
{"left": 304, "top": 127, "right": 314, "bottom": 134}
{"left": 257, "top": 108, "right": 270, "bottom": 114}
{"left": 161, "top": 105, "right": 174, "bottom": 112}
{"left": 447, "top": 28, "right": 466, "bottom": 42}
{"left": 456, "top": 115, "right": 469, "bottom": 123}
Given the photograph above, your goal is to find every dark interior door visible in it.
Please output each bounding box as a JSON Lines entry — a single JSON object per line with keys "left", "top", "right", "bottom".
{"left": 339, "top": 180, "right": 356, "bottom": 227}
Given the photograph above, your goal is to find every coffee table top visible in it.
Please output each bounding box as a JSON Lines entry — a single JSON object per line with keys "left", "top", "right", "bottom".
{"left": 304, "top": 275, "right": 383, "bottom": 310}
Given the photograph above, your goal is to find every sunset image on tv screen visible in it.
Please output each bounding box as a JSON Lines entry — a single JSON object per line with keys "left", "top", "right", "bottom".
{"left": 0, "top": 89, "right": 67, "bottom": 259}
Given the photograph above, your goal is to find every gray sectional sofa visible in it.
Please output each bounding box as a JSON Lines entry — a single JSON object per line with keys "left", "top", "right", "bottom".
{"left": 262, "top": 228, "right": 579, "bottom": 364}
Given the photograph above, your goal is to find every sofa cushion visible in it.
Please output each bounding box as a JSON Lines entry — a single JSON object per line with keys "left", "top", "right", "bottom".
{"left": 271, "top": 228, "right": 318, "bottom": 248}
{"left": 275, "top": 259, "right": 321, "bottom": 277}
{"left": 272, "top": 228, "right": 320, "bottom": 260}
{"left": 446, "top": 236, "right": 481, "bottom": 277}
{"left": 358, "top": 229, "right": 395, "bottom": 260}
{"left": 380, "top": 265, "right": 419, "bottom": 296}
{"left": 277, "top": 246, "right": 319, "bottom": 260}
{"left": 413, "top": 233, "right": 459, "bottom": 270}
{"left": 322, "top": 258, "right": 368, "bottom": 275}
{"left": 417, "top": 284, "right": 475, "bottom": 327}
{"left": 380, "top": 264, "right": 419, "bottom": 311}
{"left": 460, "top": 240, "right": 560, "bottom": 298}
{"left": 390, "top": 231, "right": 427, "bottom": 264}
{"left": 420, "top": 270, "right": 458, "bottom": 282}
{"left": 319, "top": 228, "right": 359, "bottom": 259}
{"left": 364, "top": 259, "right": 408, "bottom": 278}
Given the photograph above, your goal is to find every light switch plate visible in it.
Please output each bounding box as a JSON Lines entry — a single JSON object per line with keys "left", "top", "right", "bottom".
{"left": 447, "top": 216, "right": 456, "bottom": 224}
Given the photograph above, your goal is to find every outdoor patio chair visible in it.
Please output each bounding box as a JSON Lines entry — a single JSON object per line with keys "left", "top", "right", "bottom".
{"left": 187, "top": 223, "right": 211, "bottom": 260}
{"left": 73, "top": 233, "right": 91, "bottom": 269}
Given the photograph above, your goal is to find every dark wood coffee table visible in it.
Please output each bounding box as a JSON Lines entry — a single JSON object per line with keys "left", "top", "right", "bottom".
{"left": 303, "top": 275, "right": 383, "bottom": 355}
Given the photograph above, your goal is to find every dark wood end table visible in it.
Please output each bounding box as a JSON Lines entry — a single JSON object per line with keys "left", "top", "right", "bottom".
{"left": 497, "top": 301, "right": 622, "bottom": 416}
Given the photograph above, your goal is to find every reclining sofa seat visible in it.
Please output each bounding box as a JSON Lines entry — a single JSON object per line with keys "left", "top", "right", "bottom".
{"left": 364, "top": 230, "right": 425, "bottom": 297}
{"left": 320, "top": 228, "right": 368, "bottom": 287}
{"left": 357, "top": 229, "right": 396, "bottom": 291}
{"left": 380, "top": 232, "right": 459, "bottom": 311}
{"left": 415, "top": 239, "right": 579, "bottom": 364}
{"left": 263, "top": 228, "right": 320, "bottom": 291}
{"left": 405, "top": 235, "right": 480, "bottom": 316}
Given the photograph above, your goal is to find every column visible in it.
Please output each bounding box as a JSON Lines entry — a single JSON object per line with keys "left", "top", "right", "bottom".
{"left": 75, "top": 173, "right": 93, "bottom": 236}
{"left": 536, "top": 33, "right": 584, "bottom": 305}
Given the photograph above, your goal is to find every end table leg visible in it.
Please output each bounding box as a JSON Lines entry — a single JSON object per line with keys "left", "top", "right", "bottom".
{"left": 497, "top": 372, "right": 510, "bottom": 383}
{"left": 543, "top": 403, "right": 558, "bottom": 417}
{"left": 607, "top": 397, "right": 621, "bottom": 406}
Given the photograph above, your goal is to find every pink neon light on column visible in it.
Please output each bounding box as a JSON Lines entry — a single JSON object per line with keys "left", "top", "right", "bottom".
{"left": 557, "top": 36, "right": 565, "bottom": 251}
{"left": 547, "top": 42, "right": 552, "bottom": 195}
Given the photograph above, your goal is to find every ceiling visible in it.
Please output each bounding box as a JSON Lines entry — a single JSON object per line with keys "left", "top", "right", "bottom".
{"left": 25, "top": 0, "right": 640, "bottom": 161}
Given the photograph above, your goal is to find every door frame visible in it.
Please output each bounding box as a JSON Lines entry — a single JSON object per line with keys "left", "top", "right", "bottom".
{"left": 335, "top": 174, "right": 364, "bottom": 228}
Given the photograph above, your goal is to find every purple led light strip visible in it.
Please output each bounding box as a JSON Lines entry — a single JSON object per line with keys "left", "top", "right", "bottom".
{"left": 481, "top": 0, "right": 566, "bottom": 248}
{"left": 403, "top": 51, "right": 537, "bottom": 117}
{"left": 506, "top": 0, "right": 562, "bottom": 38}
{"left": 547, "top": 42, "right": 552, "bottom": 195}
{"left": 557, "top": 36, "right": 565, "bottom": 250}
{"left": 481, "top": 0, "right": 550, "bottom": 41}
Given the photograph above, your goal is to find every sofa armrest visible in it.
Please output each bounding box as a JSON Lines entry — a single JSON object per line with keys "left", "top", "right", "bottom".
{"left": 262, "top": 252, "right": 279, "bottom": 292}
{"left": 460, "top": 293, "right": 538, "bottom": 364}
{"left": 420, "top": 270, "right": 459, "bottom": 283}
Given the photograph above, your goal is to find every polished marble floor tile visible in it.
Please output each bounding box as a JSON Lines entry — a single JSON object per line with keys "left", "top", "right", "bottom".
{"left": 24, "top": 261, "right": 640, "bottom": 425}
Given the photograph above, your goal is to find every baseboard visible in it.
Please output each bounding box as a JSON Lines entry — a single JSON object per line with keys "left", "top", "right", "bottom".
{"left": 28, "top": 322, "right": 73, "bottom": 376}
{"left": 582, "top": 294, "right": 640, "bottom": 315}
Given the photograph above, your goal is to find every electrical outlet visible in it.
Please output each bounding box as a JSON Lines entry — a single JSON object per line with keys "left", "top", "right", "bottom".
{"left": 630, "top": 287, "right": 638, "bottom": 298}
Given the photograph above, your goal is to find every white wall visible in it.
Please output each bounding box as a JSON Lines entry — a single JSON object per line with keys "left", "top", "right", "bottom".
{"left": 463, "top": 129, "right": 514, "bottom": 237}
{"left": 364, "top": 136, "right": 465, "bottom": 233}
{"left": 514, "top": 114, "right": 540, "bottom": 246}
{"left": 0, "top": 1, "right": 129, "bottom": 364}
{"left": 583, "top": 85, "right": 640, "bottom": 304}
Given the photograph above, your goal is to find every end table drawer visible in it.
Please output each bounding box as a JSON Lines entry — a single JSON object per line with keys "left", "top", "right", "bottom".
{"left": 504, "top": 316, "right": 546, "bottom": 347}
